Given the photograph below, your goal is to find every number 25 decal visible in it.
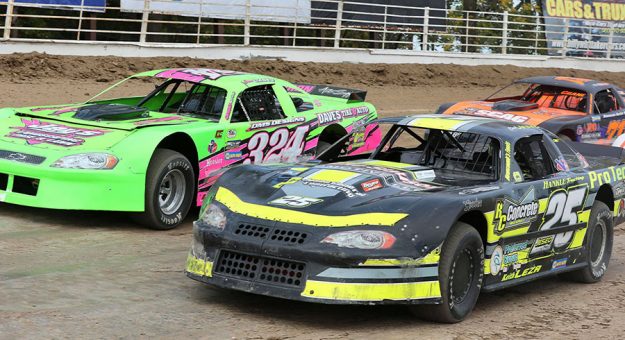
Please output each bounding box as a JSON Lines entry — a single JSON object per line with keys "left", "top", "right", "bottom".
{"left": 244, "top": 126, "right": 309, "bottom": 164}
{"left": 538, "top": 185, "right": 588, "bottom": 250}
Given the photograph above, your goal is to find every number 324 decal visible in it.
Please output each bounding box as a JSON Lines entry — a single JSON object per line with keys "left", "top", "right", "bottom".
{"left": 244, "top": 126, "right": 310, "bottom": 164}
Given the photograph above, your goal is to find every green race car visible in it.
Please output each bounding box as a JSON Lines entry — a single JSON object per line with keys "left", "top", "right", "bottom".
{"left": 0, "top": 68, "right": 380, "bottom": 229}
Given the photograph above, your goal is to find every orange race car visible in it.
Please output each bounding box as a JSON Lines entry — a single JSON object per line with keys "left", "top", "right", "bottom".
{"left": 437, "top": 76, "right": 625, "bottom": 146}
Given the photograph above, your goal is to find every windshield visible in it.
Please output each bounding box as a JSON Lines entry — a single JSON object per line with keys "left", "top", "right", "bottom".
{"left": 86, "top": 77, "right": 227, "bottom": 120}
{"left": 371, "top": 125, "right": 500, "bottom": 181}
{"left": 522, "top": 85, "right": 587, "bottom": 112}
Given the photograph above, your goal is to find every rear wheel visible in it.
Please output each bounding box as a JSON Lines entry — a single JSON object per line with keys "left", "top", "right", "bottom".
{"left": 412, "top": 222, "right": 484, "bottom": 323}
{"left": 557, "top": 132, "right": 573, "bottom": 142}
{"left": 133, "top": 149, "right": 195, "bottom": 230}
{"left": 561, "top": 201, "right": 613, "bottom": 283}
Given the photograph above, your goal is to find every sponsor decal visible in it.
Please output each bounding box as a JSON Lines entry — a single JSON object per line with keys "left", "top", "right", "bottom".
{"left": 588, "top": 166, "right": 625, "bottom": 189}
{"left": 208, "top": 140, "right": 218, "bottom": 153}
{"left": 501, "top": 265, "right": 542, "bottom": 282}
{"left": 216, "top": 130, "right": 223, "bottom": 138}
{"left": 463, "top": 197, "right": 482, "bottom": 211}
{"left": 504, "top": 141, "right": 511, "bottom": 181}
{"left": 7, "top": 118, "right": 107, "bottom": 147}
{"left": 513, "top": 171, "right": 523, "bottom": 182}
{"left": 543, "top": 175, "right": 585, "bottom": 189}
{"left": 227, "top": 129, "right": 237, "bottom": 138}
{"left": 248, "top": 117, "right": 306, "bottom": 130}
{"left": 453, "top": 107, "right": 530, "bottom": 123}
{"left": 269, "top": 195, "right": 323, "bottom": 208}
{"left": 156, "top": 68, "right": 243, "bottom": 82}
{"left": 361, "top": 178, "right": 383, "bottom": 192}
{"left": 242, "top": 78, "right": 274, "bottom": 85}
{"left": 531, "top": 235, "right": 555, "bottom": 254}
{"left": 459, "top": 186, "right": 500, "bottom": 195}
{"left": 552, "top": 257, "right": 568, "bottom": 270}
{"left": 490, "top": 245, "right": 503, "bottom": 275}
{"left": 618, "top": 199, "right": 625, "bottom": 218}
{"left": 225, "top": 151, "right": 243, "bottom": 160}
{"left": 504, "top": 241, "right": 530, "bottom": 254}
{"left": 494, "top": 188, "right": 540, "bottom": 233}
{"left": 225, "top": 140, "right": 241, "bottom": 151}
{"left": 503, "top": 253, "right": 518, "bottom": 265}
{"left": 316, "top": 106, "right": 370, "bottom": 126}
{"left": 554, "top": 157, "right": 570, "bottom": 172}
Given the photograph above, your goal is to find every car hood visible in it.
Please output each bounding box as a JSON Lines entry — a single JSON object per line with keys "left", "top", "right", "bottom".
{"left": 216, "top": 159, "right": 458, "bottom": 218}
{"left": 0, "top": 104, "right": 200, "bottom": 151}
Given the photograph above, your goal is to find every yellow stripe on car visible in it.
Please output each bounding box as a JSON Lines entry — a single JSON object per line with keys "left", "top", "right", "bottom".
{"left": 186, "top": 254, "right": 213, "bottom": 277}
{"left": 301, "top": 280, "right": 441, "bottom": 301}
{"left": 215, "top": 187, "right": 408, "bottom": 227}
{"left": 407, "top": 117, "right": 471, "bottom": 130}
{"left": 306, "top": 169, "right": 360, "bottom": 183}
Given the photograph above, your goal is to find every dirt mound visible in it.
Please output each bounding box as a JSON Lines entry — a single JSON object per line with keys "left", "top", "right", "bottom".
{"left": 3, "top": 52, "right": 625, "bottom": 88}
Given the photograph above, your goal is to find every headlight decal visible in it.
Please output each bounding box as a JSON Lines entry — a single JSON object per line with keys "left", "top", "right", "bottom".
{"left": 321, "top": 230, "right": 396, "bottom": 249}
{"left": 51, "top": 153, "right": 118, "bottom": 169}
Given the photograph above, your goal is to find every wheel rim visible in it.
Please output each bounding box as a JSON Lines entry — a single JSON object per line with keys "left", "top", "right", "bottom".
{"left": 590, "top": 219, "right": 607, "bottom": 267}
{"left": 158, "top": 169, "right": 186, "bottom": 215}
{"left": 450, "top": 248, "right": 474, "bottom": 305}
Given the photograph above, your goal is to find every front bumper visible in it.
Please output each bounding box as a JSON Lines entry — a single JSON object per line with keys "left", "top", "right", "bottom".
{"left": 186, "top": 218, "right": 443, "bottom": 305}
{"left": 0, "top": 156, "right": 145, "bottom": 211}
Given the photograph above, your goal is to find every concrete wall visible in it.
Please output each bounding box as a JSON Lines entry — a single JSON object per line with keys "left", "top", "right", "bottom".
{"left": 1, "top": 39, "right": 624, "bottom": 72}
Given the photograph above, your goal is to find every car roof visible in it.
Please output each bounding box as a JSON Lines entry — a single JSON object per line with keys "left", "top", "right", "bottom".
{"left": 132, "top": 68, "right": 282, "bottom": 90}
{"left": 515, "top": 76, "right": 615, "bottom": 94}
{"left": 387, "top": 114, "right": 546, "bottom": 141}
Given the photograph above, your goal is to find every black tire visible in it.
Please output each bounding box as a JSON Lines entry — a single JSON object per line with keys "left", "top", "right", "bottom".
{"left": 561, "top": 201, "right": 613, "bottom": 283}
{"left": 412, "top": 222, "right": 484, "bottom": 323}
{"left": 133, "top": 149, "right": 195, "bottom": 230}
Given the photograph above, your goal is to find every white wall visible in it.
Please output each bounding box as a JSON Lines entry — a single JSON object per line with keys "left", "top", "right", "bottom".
{"left": 1, "top": 40, "right": 624, "bottom": 72}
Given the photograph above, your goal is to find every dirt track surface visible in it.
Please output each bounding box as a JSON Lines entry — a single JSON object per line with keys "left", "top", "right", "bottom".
{"left": 2, "top": 54, "right": 625, "bottom": 339}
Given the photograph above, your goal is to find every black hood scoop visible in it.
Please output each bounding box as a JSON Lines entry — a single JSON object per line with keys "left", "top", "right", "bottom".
{"left": 73, "top": 104, "right": 149, "bottom": 121}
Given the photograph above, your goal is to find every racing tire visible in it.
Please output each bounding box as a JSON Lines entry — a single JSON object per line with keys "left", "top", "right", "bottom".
{"left": 561, "top": 201, "right": 613, "bottom": 283}
{"left": 133, "top": 149, "right": 195, "bottom": 230}
{"left": 411, "top": 222, "right": 484, "bottom": 323}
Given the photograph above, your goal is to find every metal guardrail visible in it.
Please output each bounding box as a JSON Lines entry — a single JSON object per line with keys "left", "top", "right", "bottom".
{"left": 0, "top": 0, "right": 623, "bottom": 59}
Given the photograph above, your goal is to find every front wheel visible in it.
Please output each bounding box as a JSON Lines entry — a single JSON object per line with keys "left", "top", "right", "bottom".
{"left": 133, "top": 149, "right": 195, "bottom": 230}
{"left": 411, "top": 222, "right": 484, "bottom": 323}
{"left": 561, "top": 201, "right": 613, "bottom": 283}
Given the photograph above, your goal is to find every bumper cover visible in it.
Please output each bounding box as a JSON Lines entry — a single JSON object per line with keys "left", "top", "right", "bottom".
{"left": 0, "top": 157, "right": 145, "bottom": 211}
{"left": 186, "top": 219, "right": 443, "bottom": 305}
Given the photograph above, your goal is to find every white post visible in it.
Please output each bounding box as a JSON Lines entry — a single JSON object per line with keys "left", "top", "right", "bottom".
{"left": 244, "top": 0, "right": 251, "bottom": 45}
{"left": 196, "top": 0, "right": 203, "bottom": 44}
{"left": 535, "top": 14, "right": 540, "bottom": 54}
{"left": 381, "top": 5, "right": 387, "bottom": 49}
{"left": 422, "top": 7, "right": 429, "bottom": 51}
{"left": 292, "top": 22, "right": 297, "bottom": 47}
{"left": 464, "top": 11, "right": 470, "bottom": 52}
{"left": 139, "top": 0, "right": 150, "bottom": 43}
{"left": 607, "top": 21, "right": 614, "bottom": 59}
{"left": 334, "top": 0, "right": 343, "bottom": 49}
{"left": 561, "top": 18, "right": 569, "bottom": 57}
{"left": 76, "top": 0, "right": 85, "bottom": 40}
{"left": 502, "top": 11, "right": 508, "bottom": 54}
{"left": 3, "top": 0, "right": 14, "bottom": 40}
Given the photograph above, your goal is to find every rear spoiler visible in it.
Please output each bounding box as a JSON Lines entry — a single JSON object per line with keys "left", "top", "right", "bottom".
{"left": 294, "top": 84, "right": 367, "bottom": 102}
{"left": 568, "top": 141, "right": 625, "bottom": 165}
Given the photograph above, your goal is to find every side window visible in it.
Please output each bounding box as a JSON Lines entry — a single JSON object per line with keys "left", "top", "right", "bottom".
{"left": 176, "top": 84, "right": 227, "bottom": 120}
{"left": 231, "top": 85, "right": 285, "bottom": 122}
{"left": 594, "top": 89, "right": 620, "bottom": 114}
{"left": 514, "top": 136, "right": 556, "bottom": 181}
